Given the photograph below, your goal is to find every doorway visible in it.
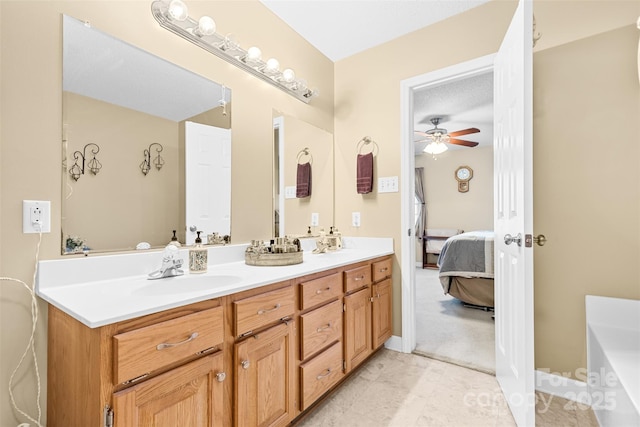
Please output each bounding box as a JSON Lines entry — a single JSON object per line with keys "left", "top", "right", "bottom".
{"left": 399, "top": 53, "right": 495, "bottom": 355}
{"left": 411, "top": 65, "right": 495, "bottom": 373}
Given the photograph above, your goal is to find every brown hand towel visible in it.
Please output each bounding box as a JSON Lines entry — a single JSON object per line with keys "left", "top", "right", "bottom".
{"left": 296, "top": 162, "right": 312, "bottom": 198}
{"left": 356, "top": 152, "right": 374, "bottom": 194}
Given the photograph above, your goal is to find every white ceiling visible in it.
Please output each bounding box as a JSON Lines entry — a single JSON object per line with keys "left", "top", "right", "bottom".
{"left": 260, "top": 0, "right": 492, "bottom": 62}
{"left": 260, "top": 0, "right": 495, "bottom": 155}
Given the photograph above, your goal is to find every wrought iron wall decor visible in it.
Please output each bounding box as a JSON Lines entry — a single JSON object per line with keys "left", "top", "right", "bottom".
{"left": 140, "top": 143, "right": 165, "bottom": 175}
{"left": 69, "top": 143, "right": 102, "bottom": 181}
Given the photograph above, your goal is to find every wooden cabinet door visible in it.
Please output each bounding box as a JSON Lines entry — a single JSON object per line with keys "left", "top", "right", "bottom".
{"left": 344, "top": 287, "right": 372, "bottom": 372}
{"left": 235, "top": 321, "right": 294, "bottom": 427}
{"left": 372, "top": 278, "right": 393, "bottom": 349}
{"left": 113, "top": 351, "right": 225, "bottom": 427}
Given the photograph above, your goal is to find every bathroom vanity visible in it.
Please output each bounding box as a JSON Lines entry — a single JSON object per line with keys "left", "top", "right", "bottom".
{"left": 38, "top": 238, "right": 393, "bottom": 427}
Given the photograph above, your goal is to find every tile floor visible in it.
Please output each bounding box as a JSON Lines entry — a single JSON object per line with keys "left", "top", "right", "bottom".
{"left": 295, "top": 349, "right": 598, "bottom": 427}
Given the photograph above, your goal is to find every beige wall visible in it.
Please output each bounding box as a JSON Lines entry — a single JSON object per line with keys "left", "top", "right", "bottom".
{"left": 532, "top": 23, "right": 640, "bottom": 376}
{"left": 0, "top": 1, "right": 333, "bottom": 425}
{"left": 63, "top": 92, "right": 180, "bottom": 251}
{"left": 281, "top": 115, "right": 334, "bottom": 236}
{"left": 334, "top": 0, "right": 638, "bottom": 380}
{"left": 414, "top": 146, "right": 494, "bottom": 262}
{"left": 334, "top": 0, "right": 518, "bottom": 338}
{"left": 417, "top": 146, "right": 494, "bottom": 232}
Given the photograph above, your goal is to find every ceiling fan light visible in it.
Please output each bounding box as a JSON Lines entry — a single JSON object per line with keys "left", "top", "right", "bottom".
{"left": 424, "top": 142, "right": 448, "bottom": 155}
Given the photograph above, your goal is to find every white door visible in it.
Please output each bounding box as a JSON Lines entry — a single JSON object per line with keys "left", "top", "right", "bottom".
{"left": 185, "top": 121, "right": 231, "bottom": 245}
{"left": 493, "top": 1, "right": 534, "bottom": 426}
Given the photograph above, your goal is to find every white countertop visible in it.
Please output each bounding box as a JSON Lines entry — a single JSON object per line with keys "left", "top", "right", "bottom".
{"left": 37, "top": 237, "right": 393, "bottom": 328}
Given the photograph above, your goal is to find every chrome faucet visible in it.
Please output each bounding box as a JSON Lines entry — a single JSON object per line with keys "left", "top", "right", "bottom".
{"left": 148, "top": 245, "right": 184, "bottom": 280}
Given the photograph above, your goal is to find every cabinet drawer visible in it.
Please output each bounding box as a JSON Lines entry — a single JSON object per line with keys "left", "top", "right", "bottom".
{"left": 343, "top": 265, "right": 371, "bottom": 293}
{"left": 300, "top": 300, "right": 342, "bottom": 360}
{"left": 299, "top": 341, "right": 344, "bottom": 411}
{"left": 113, "top": 305, "right": 223, "bottom": 385}
{"left": 234, "top": 286, "right": 294, "bottom": 337}
{"left": 299, "top": 272, "right": 342, "bottom": 310}
{"left": 372, "top": 258, "right": 392, "bottom": 282}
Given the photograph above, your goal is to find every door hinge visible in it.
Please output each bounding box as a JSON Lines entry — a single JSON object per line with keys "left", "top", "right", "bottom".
{"left": 343, "top": 303, "right": 346, "bottom": 312}
{"left": 104, "top": 405, "right": 114, "bottom": 427}
{"left": 342, "top": 360, "right": 346, "bottom": 372}
{"left": 408, "top": 228, "right": 411, "bottom": 237}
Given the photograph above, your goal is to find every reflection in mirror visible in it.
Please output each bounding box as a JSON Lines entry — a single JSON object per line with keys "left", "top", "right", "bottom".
{"left": 272, "top": 112, "right": 334, "bottom": 237}
{"left": 62, "top": 15, "right": 231, "bottom": 254}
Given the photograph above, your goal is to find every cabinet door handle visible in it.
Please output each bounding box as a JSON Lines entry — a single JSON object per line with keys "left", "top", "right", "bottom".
{"left": 257, "top": 303, "right": 281, "bottom": 315}
{"left": 241, "top": 360, "right": 250, "bottom": 370}
{"left": 316, "top": 322, "right": 332, "bottom": 333}
{"left": 216, "top": 372, "right": 226, "bottom": 382}
{"left": 316, "top": 368, "right": 332, "bottom": 380}
{"left": 316, "top": 287, "right": 331, "bottom": 294}
{"left": 156, "top": 332, "right": 198, "bottom": 350}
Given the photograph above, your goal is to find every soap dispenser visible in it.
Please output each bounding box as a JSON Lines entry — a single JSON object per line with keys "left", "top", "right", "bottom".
{"left": 189, "top": 231, "right": 208, "bottom": 274}
{"left": 168, "top": 229, "right": 181, "bottom": 248}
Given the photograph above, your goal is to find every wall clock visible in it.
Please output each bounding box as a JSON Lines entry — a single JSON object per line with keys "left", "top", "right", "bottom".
{"left": 455, "top": 166, "right": 473, "bottom": 193}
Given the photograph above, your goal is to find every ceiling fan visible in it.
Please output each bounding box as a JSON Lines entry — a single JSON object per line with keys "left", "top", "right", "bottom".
{"left": 415, "top": 117, "right": 480, "bottom": 154}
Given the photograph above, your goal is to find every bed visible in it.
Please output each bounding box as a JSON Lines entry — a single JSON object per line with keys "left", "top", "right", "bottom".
{"left": 437, "top": 230, "right": 495, "bottom": 308}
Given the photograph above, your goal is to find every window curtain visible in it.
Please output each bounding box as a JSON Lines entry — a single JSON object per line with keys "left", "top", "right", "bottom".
{"left": 415, "top": 167, "right": 426, "bottom": 238}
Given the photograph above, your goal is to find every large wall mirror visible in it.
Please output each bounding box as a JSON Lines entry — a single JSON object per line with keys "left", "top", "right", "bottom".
{"left": 62, "top": 15, "right": 231, "bottom": 254}
{"left": 272, "top": 112, "right": 334, "bottom": 237}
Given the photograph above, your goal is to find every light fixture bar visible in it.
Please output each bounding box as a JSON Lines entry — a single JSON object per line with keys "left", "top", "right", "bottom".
{"left": 151, "top": 0, "right": 316, "bottom": 103}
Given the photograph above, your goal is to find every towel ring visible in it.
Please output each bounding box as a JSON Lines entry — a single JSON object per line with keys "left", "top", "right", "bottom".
{"left": 357, "top": 136, "right": 378, "bottom": 156}
{"left": 297, "top": 147, "right": 313, "bottom": 164}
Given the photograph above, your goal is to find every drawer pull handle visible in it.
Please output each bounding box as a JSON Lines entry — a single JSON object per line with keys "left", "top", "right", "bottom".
{"left": 316, "top": 368, "right": 332, "bottom": 380}
{"left": 241, "top": 360, "right": 250, "bottom": 370}
{"left": 315, "top": 287, "right": 331, "bottom": 294}
{"left": 216, "top": 372, "right": 227, "bottom": 382}
{"left": 257, "top": 303, "right": 281, "bottom": 315}
{"left": 156, "top": 332, "right": 198, "bottom": 350}
{"left": 379, "top": 267, "right": 388, "bottom": 272}
{"left": 354, "top": 275, "right": 365, "bottom": 281}
{"left": 316, "top": 322, "right": 332, "bottom": 333}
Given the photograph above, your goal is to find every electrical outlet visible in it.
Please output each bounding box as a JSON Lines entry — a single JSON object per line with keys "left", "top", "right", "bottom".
{"left": 311, "top": 212, "right": 319, "bottom": 226}
{"left": 23, "top": 200, "right": 51, "bottom": 233}
{"left": 352, "top": 212, "right": 361, "bottom": 227}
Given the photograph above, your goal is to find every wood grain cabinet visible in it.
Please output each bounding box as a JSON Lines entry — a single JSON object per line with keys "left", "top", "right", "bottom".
{"left": 113, "top": 351, "right": 225, "bottom": 427}
{"left": 371, "top": 258, "right": 393, "bottom": 349}
{"left": 46, "top": 256, "right": 393, "bottom": 427}
{"left": 46, "top": 299, "right": 225, "bottom": 427}
{"left": 232, "top": 285, "right": 295, "bottom": 427}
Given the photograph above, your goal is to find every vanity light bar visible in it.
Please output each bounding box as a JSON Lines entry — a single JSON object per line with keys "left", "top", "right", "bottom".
{"left": 151, "top": 0, "right": 317, "bottom": 103}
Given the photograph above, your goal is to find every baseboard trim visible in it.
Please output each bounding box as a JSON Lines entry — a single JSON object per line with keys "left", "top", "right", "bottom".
{"left": 384, "top": 335, "right": 403, "bottom": 352}
{"left": 535, "top": 369, "right": 590, "bottom": 405}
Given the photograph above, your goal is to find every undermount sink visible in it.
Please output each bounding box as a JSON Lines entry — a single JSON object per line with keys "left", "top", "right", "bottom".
{"left": 128, "top": 272, "right": 245, "bottom": 296}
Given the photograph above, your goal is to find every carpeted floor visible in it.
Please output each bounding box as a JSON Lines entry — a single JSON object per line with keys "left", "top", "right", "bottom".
{"left": 414, "top": 267, "right": 495, "bottom": 374}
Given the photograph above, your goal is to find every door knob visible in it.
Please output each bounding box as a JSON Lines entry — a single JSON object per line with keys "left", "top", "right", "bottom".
{"left": 504, "top": 233, "right": 522, "bottom": 246}
{"left": 525, "top": 234, "right": 547, "bottom": 247}
{"left": 533, "top": 234, "right": 546, "bottom": 246}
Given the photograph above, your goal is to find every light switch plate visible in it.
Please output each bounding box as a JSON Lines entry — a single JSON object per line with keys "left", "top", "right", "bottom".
{"left": 378, "top": 176, "right": 399, "bottom": 193}
{"left": 285, "top": 186, "right": 297, "bottom": 199}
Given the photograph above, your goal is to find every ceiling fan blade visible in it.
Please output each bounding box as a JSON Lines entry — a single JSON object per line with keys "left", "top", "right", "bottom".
{"left": 449, "top": 138, "right": 479, "bottom": 147}
{"left": 448, "top": 127, "right": 480, "bottom": 137}
{"left": 414, "top": 130, "right": 429, "bottom": 137}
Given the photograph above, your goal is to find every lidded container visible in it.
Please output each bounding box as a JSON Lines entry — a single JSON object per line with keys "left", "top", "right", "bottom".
{"left": 189, "top": 231, "right": 208, "bottom": 274}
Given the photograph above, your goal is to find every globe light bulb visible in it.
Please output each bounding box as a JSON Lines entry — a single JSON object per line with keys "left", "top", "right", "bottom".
{"left": 265, "top": 58, "right": 280, "bottom": 72}
{"left": 197, "top": 16, "right": 216, "bottom": 36}
{"left": 282, "top": 68, "right": 296, "bottom": 83}
{"left": 168, "top": 0, "right": 188, "bottom": 21}
{"left": 247, "top": 46, "right": 262, "bottom": 62}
